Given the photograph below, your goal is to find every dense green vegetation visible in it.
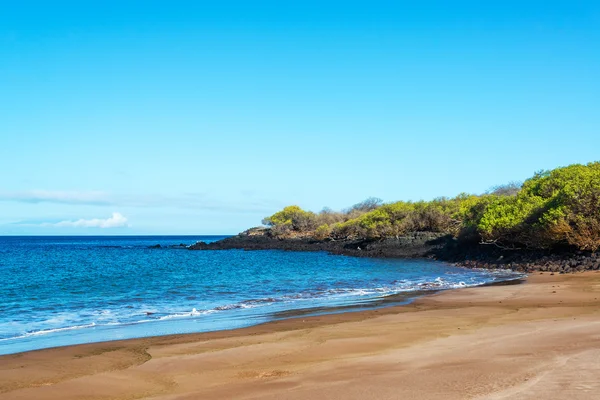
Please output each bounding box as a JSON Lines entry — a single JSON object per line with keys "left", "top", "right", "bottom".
{"left": 261, "top": 162, "right": 600, "bottom": 251}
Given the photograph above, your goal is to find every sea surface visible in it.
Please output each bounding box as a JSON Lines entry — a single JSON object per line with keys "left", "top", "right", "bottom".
{"left": 0, "top": 236, "right": 523, "bottom": 355}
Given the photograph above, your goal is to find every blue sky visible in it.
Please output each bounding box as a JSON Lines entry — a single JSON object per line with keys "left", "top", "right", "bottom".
{"left": 1, "top": 1, "right": 599, "bottom": 235}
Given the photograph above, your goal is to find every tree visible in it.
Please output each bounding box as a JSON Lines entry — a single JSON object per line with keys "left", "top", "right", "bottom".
{"left": 262, "top": 206, "right": 317, "bottom": 232}
{"left": 487, "top": 181, "right": 522, "bottom": 196}
{"left": 348, "top": 197, "right": 383, "bottom": 212}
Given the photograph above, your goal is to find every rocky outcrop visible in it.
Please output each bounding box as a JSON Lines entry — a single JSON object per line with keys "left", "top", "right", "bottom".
{"left": 148, "top": 243, "right": 191, "bottom": 249}
{"left": 189, "top": 232, "right": 456, "bottom": 258}
{"left": 189, "top": 230, "right": 600, "bottom": 273}
{"left": 450, "top": 248, "right": 600, "bottom": 274}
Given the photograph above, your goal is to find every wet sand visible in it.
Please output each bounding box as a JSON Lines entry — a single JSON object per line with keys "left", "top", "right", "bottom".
{"left": 1, "top": 272, "right": 599, "bottom": 399}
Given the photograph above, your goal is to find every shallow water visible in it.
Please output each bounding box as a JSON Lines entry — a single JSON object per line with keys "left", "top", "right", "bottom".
{"left": 0, "top": 236, "right": 523, "bottom": 355}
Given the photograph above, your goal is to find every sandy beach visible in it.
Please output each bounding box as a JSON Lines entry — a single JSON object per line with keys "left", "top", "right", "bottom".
{"left": 1, "top": 272, "right": 599, "bottom": 400}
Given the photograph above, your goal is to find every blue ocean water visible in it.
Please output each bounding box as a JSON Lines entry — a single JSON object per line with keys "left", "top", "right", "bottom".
{"left": 0, "top": 236, "right": 522, "bottom": 355}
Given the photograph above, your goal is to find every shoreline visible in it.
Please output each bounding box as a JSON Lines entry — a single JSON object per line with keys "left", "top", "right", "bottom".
{"left": 0, "top": 270, "right": 525, "bottom": 357}
{"left": 2, "top": 272, "right": 599, "bottom": 399}
{"left": 189, "top": 233, "right": 600, "bottom": 274}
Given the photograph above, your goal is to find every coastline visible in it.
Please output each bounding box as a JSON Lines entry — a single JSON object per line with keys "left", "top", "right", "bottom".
{"left": 2, "top": 272, "right": 599, "bottom": 399}
{"left": 0, "top": 270, "right": 524, "bottom": 357}
{"left": 189, "top": 232, "right": 600, "bottom": 273}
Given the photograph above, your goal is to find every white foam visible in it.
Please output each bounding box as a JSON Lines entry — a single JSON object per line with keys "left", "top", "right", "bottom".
{"left": 0, "top": 323, "right": 97, "bottom": 342}
{"left": 0, "top": 272, "right": 525, "bottom": 345}
{"left": 157, "top": 307, "right": 212, "bottom": 320}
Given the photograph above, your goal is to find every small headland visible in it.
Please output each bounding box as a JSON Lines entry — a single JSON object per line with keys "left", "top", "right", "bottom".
{"left": 189, "top": 228, "right": 600, "bottom": 274}
{"left": 190, "top": 162, "right": 600, "bottom": 274}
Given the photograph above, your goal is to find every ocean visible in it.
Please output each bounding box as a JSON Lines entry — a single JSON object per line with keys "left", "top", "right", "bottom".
{"left": 0, "top": 236, "right": 523, "bottom": 355}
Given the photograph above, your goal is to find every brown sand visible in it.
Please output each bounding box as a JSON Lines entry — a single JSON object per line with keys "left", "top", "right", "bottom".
{"left": 1, "top": 272, "right": 600, "bottom": 400}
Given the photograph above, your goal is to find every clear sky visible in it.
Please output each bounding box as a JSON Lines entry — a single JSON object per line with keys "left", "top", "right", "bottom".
{"left": 1, "top": 1, "right": 599, "bottom": 235}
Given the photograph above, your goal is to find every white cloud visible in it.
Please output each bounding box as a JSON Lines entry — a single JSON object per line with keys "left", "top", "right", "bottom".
{"left": 43, "top": 213, "right": 129, "bottom": 228}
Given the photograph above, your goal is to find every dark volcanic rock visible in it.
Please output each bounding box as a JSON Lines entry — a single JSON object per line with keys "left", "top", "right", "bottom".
{"left": 189, "top": 231, "right": 600, "bottom": 273}
{"left": 168, "top": 243, "right": 189, "bottom": 249}
{"left": 189, "top": 232, "right": 452, "bottom": 259}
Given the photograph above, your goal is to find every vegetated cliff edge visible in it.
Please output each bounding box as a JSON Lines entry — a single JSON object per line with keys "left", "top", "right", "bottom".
{"left": 189, "top": 229, "right": 600, "bottom": 274}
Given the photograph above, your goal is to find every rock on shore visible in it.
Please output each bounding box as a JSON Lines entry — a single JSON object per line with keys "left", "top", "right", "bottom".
{"left": 189, "top": 229, "right": 600, "bottom": 273}
{"left": 189, "top": 232, "right": 451, "bottom": 259}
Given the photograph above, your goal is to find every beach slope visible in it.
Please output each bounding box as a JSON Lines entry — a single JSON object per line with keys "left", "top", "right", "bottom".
{"left": 1, "top": 272, "right": 599, "bottom": 400}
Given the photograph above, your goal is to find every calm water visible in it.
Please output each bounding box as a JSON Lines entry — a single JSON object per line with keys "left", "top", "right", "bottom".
{"left": 0, "top": 236, "right": 522, "bottom": 355}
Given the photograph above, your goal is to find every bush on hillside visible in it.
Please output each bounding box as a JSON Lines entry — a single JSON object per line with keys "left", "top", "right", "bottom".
{"left": 262, "top": 205, "right": 317, "bottom": 235}
{"left": 260, "top": 162, "right": 600, "bottom": 251}
{"left": 525, "top": 162, "right": 600, "bottom": 250}
{"left": 314, "top": 224, "right": 332, "bottom": 240}
{"left": 487, "top": 181, "right": 522, "bottom": 196}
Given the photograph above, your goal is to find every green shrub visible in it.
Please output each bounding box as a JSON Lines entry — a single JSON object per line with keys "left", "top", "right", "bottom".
{"left": 476, "top": 195, "right": 545, "bottom": 244}
{"left": 314, "top": 224, "right": 332, "bottom": 240}
{"left": 260, "top": 162, "right": 600, "bottom": 251}
{"left": 262, "top": 205, "right": 317, "bottom": 232}
{"left": 524, "top": 162, "right": 600, "bottom": 250}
